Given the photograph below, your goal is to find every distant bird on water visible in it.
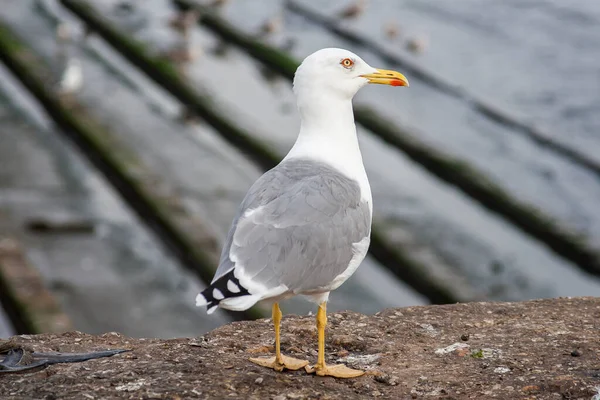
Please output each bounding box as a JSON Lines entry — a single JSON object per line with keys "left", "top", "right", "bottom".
{"left": 257, "top": 11, "right": 284, "bottom": 38}
{"left": 57, "top": 58, "right": 83, "bottom": 96}
{"left": 161, "top": 45, "right": 201, "bottom": 64}
{"left": 406, "top": 35, "right": 429, "bottom": 54}
{"left": 54, "top": 23, "right": 82, "bottom": 96}
{"left": 165, "top": 9, "right": 202, "bottom": 64}
{"left": 337, "top": 0, "right": 367, "bottom": 20}
{"left": 384, "top": 21, "right": 401, "bottom": 40}
{"left": 168, "top": 9, "right": 200, "bottom": 34}
{"left": 195, "top": 48, "right": 408, "bottom": 378}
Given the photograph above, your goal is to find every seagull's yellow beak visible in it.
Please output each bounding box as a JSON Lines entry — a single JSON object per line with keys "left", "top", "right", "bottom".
{"left": 360, "top": 69, "right": 409, "bottom": 87}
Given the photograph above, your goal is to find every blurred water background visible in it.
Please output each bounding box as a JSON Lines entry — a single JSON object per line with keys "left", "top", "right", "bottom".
{"left": 0, "top": 0, "right": 599, "bottom": 338}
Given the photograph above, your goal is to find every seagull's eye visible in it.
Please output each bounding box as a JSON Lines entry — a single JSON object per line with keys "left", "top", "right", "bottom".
{"left": 340, "top": 58, "right": 354, "bottom": 69}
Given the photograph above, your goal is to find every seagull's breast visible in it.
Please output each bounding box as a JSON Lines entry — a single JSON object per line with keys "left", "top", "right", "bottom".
{"left": 283, "top": 130, "right": 373, "bottom": 215}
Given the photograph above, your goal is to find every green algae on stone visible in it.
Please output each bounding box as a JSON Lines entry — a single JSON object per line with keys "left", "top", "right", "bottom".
{"left": 0, "top": 19, "right": 266, "bottom": 321}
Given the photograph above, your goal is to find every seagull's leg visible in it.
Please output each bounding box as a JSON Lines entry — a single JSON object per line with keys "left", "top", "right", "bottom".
{"left": 305, "top": 301, "right": 365, "bottom": 378}
{"left": 273, "top": 301, "right": 284, "bottom": 365}
{"left": 249, "top": 302, "right": 308, "bottom": 372}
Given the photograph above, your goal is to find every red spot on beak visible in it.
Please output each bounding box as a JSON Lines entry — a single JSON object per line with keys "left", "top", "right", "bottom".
{"left": 390, "top": 80, "right": 403, "bottom": 87}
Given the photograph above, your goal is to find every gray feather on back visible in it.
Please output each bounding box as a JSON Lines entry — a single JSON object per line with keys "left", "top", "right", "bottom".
{"left": 213, "top": 158, "right": 371, "bottom": 293}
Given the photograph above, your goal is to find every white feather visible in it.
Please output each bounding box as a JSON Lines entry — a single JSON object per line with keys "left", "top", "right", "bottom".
{"left": 195, "top": 293, "right": 208, "bottom": 307}
{"left": 58, "top": 58, "right": 83, "bottom": 94}
{"left": 212, "top": 288, "right": 224, "bottom": 300}
{"left": 227, "top": 279, "right": 241, "bottom": 293}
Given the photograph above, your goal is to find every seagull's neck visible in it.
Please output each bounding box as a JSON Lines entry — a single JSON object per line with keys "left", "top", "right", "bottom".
{"left": 284, "top": 92, "right": 372, "bottom": 205}
{"left": 286, "top": 93, "right": 360, "bottom": 165}
{"left": 298, "top": 91, "right": 356, "bottom": 134}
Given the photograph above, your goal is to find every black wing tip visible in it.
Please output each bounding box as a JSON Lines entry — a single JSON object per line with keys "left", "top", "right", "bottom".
{"left": 198, "top": 270, "right": 251, "bottom": 313}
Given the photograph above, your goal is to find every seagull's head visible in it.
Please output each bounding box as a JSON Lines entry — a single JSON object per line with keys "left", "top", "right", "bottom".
{"left": 293, "top": 48, "right": 409, "bottom": 101}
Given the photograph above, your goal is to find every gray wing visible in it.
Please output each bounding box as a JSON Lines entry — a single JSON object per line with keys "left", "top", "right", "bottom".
{"left": 213, "top": 158, "right": 371, "bottom": 294}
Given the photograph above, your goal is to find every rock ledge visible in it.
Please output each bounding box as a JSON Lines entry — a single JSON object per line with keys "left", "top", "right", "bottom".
{"left": 1, "top": 297, "right": 599, "bottom": 399}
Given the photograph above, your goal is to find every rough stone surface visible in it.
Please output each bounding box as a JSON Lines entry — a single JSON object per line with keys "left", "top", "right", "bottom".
{"left": 0, "top": 297, "right": 599, "bottom": 399}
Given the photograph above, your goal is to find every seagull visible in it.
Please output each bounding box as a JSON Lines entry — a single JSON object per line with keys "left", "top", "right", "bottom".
{"left": 196, "top": 48, "right": 408, "bottom": 378}
{"left": 337, "top": 0, "right": 367, "bottom": 20}
{"left": 57, "top": 58, "right": 83, "bottom": 95}
{"left": 168, "top": 9, "right": 200, "bottom": 35}
{"left": 55, "top": 22, "right": 71, "bottom": 44}
{"left": 164, "top": 10, "right": 201, "bottom": 65}
{"left": 256, "top": 11, "right": 283, "bottom": 39}
{"left": 53, "top": 23, "right": 82, "bottom": 96}
{"left": 406, "top": 35, "right": 429, "bottom": 54}
{"left": 384, "top": 21, "right": 401, "bottom": 40}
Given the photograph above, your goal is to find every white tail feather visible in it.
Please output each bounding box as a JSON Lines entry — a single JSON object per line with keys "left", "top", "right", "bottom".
{"left": 195, "top": 293, "right": 208, "bottom": 307}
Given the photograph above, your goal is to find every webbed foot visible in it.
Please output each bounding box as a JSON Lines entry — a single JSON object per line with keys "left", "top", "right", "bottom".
{"left": 249, "top": 354, "right": 309, "bottom": 372}
{"left": 305, "top": 363, "right": 365, "bottom": 378}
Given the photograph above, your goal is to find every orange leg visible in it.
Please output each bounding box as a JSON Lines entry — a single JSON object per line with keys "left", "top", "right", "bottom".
{"left": 305, "top": 301, "right": 364, "bottom": 378}
{"left": 249, "top": 303, "right": 308, "bottom": 372}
